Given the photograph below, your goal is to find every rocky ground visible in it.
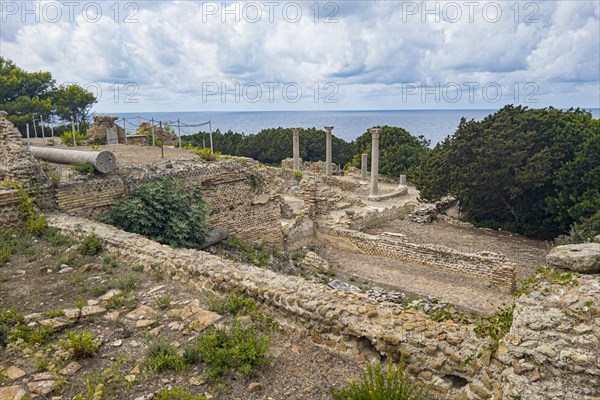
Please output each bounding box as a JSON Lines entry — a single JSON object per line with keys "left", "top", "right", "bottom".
{"left": 0, "top": 230, "right": 364, "bottom": 400}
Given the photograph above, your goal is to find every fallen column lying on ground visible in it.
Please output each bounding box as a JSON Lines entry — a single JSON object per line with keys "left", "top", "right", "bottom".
{"left": 29, "top": 147, "right": 117, "bottom": 173}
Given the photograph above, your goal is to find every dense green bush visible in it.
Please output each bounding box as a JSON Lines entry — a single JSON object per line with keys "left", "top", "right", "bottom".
{"left": 416, "top": 105, "right": 599, "bottom": 239}
{"left": 101, "top": 179, "right": 209, "bottom": 248}
{"left": 155, "top": 388, "right": 206, "bottom": 400}
{"left": 183, "top": 127, "right": 356, "bottom": 166}
{"left": 145, "top": 340, "right": 191, "bottom": 373}
{"left": 60, "top": 130, "right": 87, "bottom": 146}
{"left": 60, "top": 331, "right": 99, "bottom": 359}
{"left": 332, "top": 359, "right": 431, "bottom": 400}
{"left": 79, "top": 233, "right": 103, "bottom": 256}
{"left": 196, "top": 323, "right": 269, "bottom": 379}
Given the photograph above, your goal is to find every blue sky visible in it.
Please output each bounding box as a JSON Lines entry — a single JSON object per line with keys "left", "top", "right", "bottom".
{"left": 1, "top": 1, "right": 599, "bottom": 112}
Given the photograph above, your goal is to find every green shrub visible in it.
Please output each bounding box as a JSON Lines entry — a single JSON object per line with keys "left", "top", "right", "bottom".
{"left": 11, "top": 323, "right": 54, "bottom": 346}
{"left": 0, "top": 232, "right": 16, "bottom": 266}
{"left": 154, "top": 294, "right": 172, "bottom": 309}
{"left": 155, "top": 388, "right": 206, "bottom": 400}
{"left": 42, "top": 227, "right": 75, "bottom": 247}
{"left": 292, "top": 169, "right": 303, "bottom": 179}
{"left": 72, "top": 162, "right": 96, "bottom": 175}
{"left": 193, "top": 147, "right": 221, "bottom": 161}
{"left": 196, "top": 323, "right": 269, "bottom": 380}
{"left": 145, "top": 340, "right": 189, "bottom": 373}
{"left": 165, "top": 163, "right": 174, "bottom": 169}
{"left": 115, "top": 274, "right": 139, "bottom": 293}
{"left": 79, "top": 234, "right": 103, "bottom": 256}
{"left": 131, "top": 264, "right": 144, "bottom": 272}
{"left": 475, "top": 305, "right": 515, "bottom": 352}
{"left": 61, "top": 130, "right": 86, "bottom": 146}
{"left": 101, "top": 179, "right": 209, "bottom": 248}
{"left": 332, "top": 359, "right": 431, "bottom": 400}
{"left": 60, "top": 331, "right": 99, "bottom": 359}
{"left": 226, "top": 294, "right": 257, "bottom": 316}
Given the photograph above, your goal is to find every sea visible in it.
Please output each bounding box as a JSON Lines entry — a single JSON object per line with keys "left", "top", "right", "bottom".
{"left": 111, "top": 108, "right": 600, "bottom": 145}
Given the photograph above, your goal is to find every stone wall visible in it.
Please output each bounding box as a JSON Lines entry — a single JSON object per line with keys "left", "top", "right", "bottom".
{"left": 498, "top": 273, "right": 600, "bottom": 399}
{"left": 48, "top": 160, "right": 284, "bottom": 246}
{"left": 0, "top": 111, "right": 48, "bottom": 185}
{"left": 46, "top": 214, "right": 600, "bottom": 400}
{"left": 343, "top": 202, "right": 417, "bottom": 230}
{"left": 327, "top": 228, "right": 516, "bottom": 292}
{"left": 0, "top": 189, "right": 21, "bottom": 230}
{"left": 46, "top": 214, "right": 503, "bottom": 399}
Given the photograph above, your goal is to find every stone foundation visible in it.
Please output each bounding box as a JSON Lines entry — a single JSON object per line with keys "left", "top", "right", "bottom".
{"left": 327, "top": 228, "right": 516, "bottom": 293}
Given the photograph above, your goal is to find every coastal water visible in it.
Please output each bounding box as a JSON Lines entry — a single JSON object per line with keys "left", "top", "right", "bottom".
{"left": 112, "top": 108, "right": 600, "bottom": 145}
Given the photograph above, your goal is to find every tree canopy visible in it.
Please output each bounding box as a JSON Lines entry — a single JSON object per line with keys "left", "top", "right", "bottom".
{"left": 349, "top": 126, "right": 430, "bottom": 180}
{"left": 416, "top": 105, "right": 599, "bottom": 239}
{"left": 0, "top": 57, "right": 97, "bottom": 133}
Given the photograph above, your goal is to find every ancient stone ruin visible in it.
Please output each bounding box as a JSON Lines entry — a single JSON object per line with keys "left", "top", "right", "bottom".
{"left": 86, "top": 116, "right": 126, "bottom": 144}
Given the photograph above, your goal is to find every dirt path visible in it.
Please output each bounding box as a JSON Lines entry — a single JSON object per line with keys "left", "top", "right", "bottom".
{"left": 324, "top": 247, "right": 514, "bottom": 315}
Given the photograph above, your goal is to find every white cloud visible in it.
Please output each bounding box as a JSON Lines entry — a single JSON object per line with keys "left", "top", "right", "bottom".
{"left": 1, "top": 0, "right": 598, "bottom": 111}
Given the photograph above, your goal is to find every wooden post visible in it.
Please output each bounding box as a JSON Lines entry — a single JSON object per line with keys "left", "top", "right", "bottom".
{"left": 177, "top": 118, "right": 182, "bottom": 150}
{"left": 71, "top": 116, "right": 77, "bottom": 147}
{"left": 40, "top": 114, "right": 45, "bottom": 139}
{"left": 159, "top": 121, "right": 164, "bottom": 159}
{"left": 32, "top": 115, "right": 38, "bottom": 138}
{"left": 122, "top": 117, "right": 128, "bottom": 145}
{"left": 151, "top": 118, "right": 156, "bottom": 147}
{"left": 209, "top": 120, "right": 214, "bottom": 152}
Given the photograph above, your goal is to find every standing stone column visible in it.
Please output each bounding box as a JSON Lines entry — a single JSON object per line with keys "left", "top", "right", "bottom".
{"left": 399, "top": 175, "right": 407, "bottom": 186}
{"left": 291, "top": 127, "right": 300, "bottom": 170}
{"left": 361, "top": 153, "right": 368, "bottom": 183}
{"left": 369, "top": 128, "right": 381, "bottom": 197}
{"left": 324, "top": 126, "right": 334, "bottom": 176}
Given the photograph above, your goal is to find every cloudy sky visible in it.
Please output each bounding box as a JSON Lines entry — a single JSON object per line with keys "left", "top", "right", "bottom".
{"left": 1, "top": 0, "right": 599, "bottom": 112}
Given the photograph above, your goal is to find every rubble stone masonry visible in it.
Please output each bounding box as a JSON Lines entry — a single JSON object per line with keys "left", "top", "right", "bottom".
{"left": 46, "top": 214, "right": 600, "bottom": 399}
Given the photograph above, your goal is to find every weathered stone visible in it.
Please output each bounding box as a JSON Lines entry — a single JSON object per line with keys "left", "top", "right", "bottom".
{"left": 247, "top": 382, "right": 262, "bottom": 393}
{"left": 28, "top": 380, "right": 57, "bottom": 396}
{"left": 4, "top": 366, "right": 26, "bottom": 380}
{"left": 59, "top": 361, "right": 81, "bottom": 376}
{"left": 546, "top": 243, "right": 600, "bottom": 273}
{"left": 0, "top": 386, "right": 26, "bottom": 400}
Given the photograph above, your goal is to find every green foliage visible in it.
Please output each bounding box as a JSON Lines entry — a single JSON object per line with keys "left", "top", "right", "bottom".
{"left": 194, "top": 147, "right": 221, "bottom": 161}
{"left": 11, "top": 323, "right": 54, "bottom": 346}
{"left": 115, "top": 274, "right": 139, "bottom": 293}
{"left": 0, "top": 231, "right": 16, "bottom": 266}
{"left": 475, "top": 305, "right": 515, "bottom": 352}
{"left": 154, "top": 294, "right": 172, "bottom": 309}
{"left": 417, "top": 106, "right": 599, "bottom": 239}
{"left": 61, "top": 130, "right": 87, "bottom": 146}
{"left": 218, "top": 237, "right": 272, "bottom": 267}
{"left": 350, "top": 126, "right": 430, "bottom": 181}
{"left": 72, "top": 162, "right": 96, "bottom": 175}
{"left": 331, "top": 358, "right": 431, "bottom": 400}
{"left": 292, "top": 169, "right": 303, "bottom": 179}
{"left": 60, "top": 331, "right": 99, "bottom": 359}
{"left": 196, "top": 323, "right": 269, "bottom": 380}
{"left": 155, "top": 388, "right": 206, "bottom": 400}
{"left": 79, "top": 233, "right": 103, "bottom": 256}
{"left": 42, "top": 226, "right": 76, "bottom": 247}
{"left": 248, "top": 173, "right": 264, "bottom": 189}
{"left": 145, "top": 340, "right": 190, "bottom": 373}
{"left": 183, "top": 127, "right": 356, "bottom": 166}
{"left": 101, "top": 179, "right": 209, "bottom": 248}
{"left": 205, "top": 293, "right": 257, "bottom": 316}
{"left": 0, "top": 180, "right": 47, "bottom": 235}
{"left": 52, "top": 84, "right": 97, "bottom": 127}
{"left": 74, "top": 356, "right": 129, "bottom": 400}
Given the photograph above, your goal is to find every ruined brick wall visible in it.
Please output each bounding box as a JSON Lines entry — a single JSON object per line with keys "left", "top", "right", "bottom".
{"left": 47, "top": 214, "right": 503, "bottom": 399}
{"left": 0, "top": 189, "right": 21, "bottom": 229}
{"left": 321, "top": 175, "right": 360, "bottom": 192}
{"left": 47, "top": 214, "right": 600, "bottom": 400}
{"left": 0, "top": 111, "right": 48, "bottom": 185}
{"left": 327, "top": 228, "right": 516, "bottom": 292}
{"left": 47, "top": 160, "right": 284, "bottom": 246}
{"left": 343, "top": 202, "right": 417, "bottom": 230}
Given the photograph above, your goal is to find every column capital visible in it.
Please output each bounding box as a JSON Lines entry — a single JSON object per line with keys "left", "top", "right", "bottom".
{"left": 290, "top": 127, "right": 300, "bottom": 135}
{"left": 324, "top": 126, "right": 334, "bottom": 134}
{"left": 370, "top": 127, "right": 381, "bottom": 139}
